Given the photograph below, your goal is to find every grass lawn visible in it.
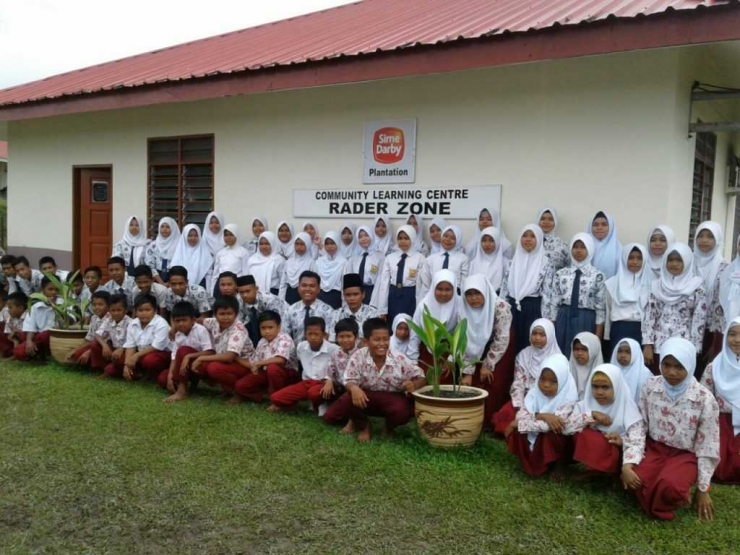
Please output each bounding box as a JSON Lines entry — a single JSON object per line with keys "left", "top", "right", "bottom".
{"left": 1, "top": 362, "right": 739, "bottom": 554}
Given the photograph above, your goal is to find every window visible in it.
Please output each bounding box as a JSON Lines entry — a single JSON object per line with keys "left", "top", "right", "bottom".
{"left": 147, "top": 135, "right": 214, "bottom": 237}
{"left": 731, "top": 152, "right": 740, "bottom": 257}
{"left": 689, "top": 132, "right": 716, "bottom": 246}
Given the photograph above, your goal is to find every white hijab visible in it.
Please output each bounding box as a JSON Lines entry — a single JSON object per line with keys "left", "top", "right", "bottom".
{"left": 515, "top": 318, "right": 562, "bottom": 379}
{"left": 202, "top": 211, "right": 226, "bottom": 255}
{"left": 428, "top": 218, "right": 448, "bottom": 255}
{"left": 355, "top": 225, "right": 378, "bottom": 255}
{"left": 569, "top": 332, "right": 604, "bottom": 400}
{"left": 276, "top": 220, "right": 295, "bottom": 259}
{"left": 413, "top": 269, "right": 462, "bottom": 331}
{"left": 570, "top": 232, "right": 595, "bottom": 270}
{"left": 248, "top": 231, "right": 282, "bottom": 292}
{"left": 338, "top": 222, "right": 358, "bottom": 258}
{"left": 462, "top": 274, "right": 498, "bottom": 362}
{"left": 406, "top": 213, "right": 425, "bottom": 253}
{"left": 587, "top": 212, "right": 621, "bottom": 279}
{"left": 610, "top": 338, "right": 652, "bottom": 404}
{"left": 523, "top": 353, "right": 578, "bottom": 447}
{"left": 120, "top": 215, "right": 151, "bottom": 267}
{"left": 395, "top": 224, "right": 417, "bottom": 254}
{"left": 605, "top": 243, "right": 649, "bottom": 312}
{"left": 284, "top": 232, "right": 314, "bottom": 287}
{"left": 303, "top": 221, "right": 321, "bottom": 258}
{"left": 441, "top": 224, "right": 464, "bottom": 253}
{"left": 660, "top": 337, "right": 698, "bottom": 402}
{"left": 536, "top": 207, "right": 560, "bottom": 237}
{"left": 155, "top": 217, "right": 181, "bottom": 261}
{"left": 221, "top": 223, "right": 248, "bottom": 258}
{"left": 170, "top": 224, "right": 213, "bottom": 286}
{"left": 711, "top": 317, "right": 740, "bottom": 435}
{"left": 582, "top": 364, "right": 644, "bottom": 435}
{"left": 469, "top": 226, "right": 506, "bottom": 292}
{"left": 646, "top": 225, "right": 676, "bottom": 279}
{"left": 390, "top": 313, "right": 412, "bottom": 355}
{"left": 720, "top": 235, "right": 740, "bottom": 322}
{"left": 314, "top": 231, "right": 347, "bottom": 292}
{"left": 651, "top": 243, "right": 704, "bottom": 304}
{"left": 506, "top": 225, "right": 547, "bottom": 309}
{"left": 248, "top": 216, "right": 268, "bottom": 241}
{"left": 373, "top": 216, "right": 392, "bottom": 254}
{"left": 693, "top": 221, "right": 724, "bottom": 297}
{"left": 466, "top": 208, "right": 512, "bottom": 261}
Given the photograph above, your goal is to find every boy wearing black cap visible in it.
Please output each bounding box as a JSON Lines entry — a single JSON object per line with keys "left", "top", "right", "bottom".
{"left": 329, "top": 273, "right": 378, "bottom": 342}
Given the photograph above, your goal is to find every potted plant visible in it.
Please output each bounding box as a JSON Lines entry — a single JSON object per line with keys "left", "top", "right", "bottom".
{"left": 28, "top": 271, "right": 90, "bottom": 364}
{"left": 407, "top": 306, "right": 489, "bottom": 448}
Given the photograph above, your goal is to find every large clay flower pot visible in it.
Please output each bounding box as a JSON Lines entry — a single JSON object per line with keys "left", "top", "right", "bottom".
{"left": 49, "top": 329, "right": 88, "bottom": 364}
{"left": 412, "top": 385, "right": 489, "bottom": 448}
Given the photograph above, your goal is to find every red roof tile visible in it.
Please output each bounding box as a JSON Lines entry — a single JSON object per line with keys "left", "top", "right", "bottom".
{"left": 0, "top": 0, "right": 734, "bottom": 107}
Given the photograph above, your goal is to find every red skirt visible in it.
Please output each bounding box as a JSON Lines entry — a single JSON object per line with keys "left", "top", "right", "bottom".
{"left": 486, "top": 323, "right": 517, "bottom": 417}
{"left": 491, "top": 401, "right": 517, "bottom": 437}
{"left": 714, "top": 412, "right": 740, "bottom": 485}
{"left": 572, "top": 428, "right": 621, "bottom": 474}
{"left": 507, "top": 431, "right": 570, "bottom": 477}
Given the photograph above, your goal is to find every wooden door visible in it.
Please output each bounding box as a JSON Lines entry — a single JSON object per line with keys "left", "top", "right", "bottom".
{"left": 78, "top": 168, "right": 112, "bottom": 278}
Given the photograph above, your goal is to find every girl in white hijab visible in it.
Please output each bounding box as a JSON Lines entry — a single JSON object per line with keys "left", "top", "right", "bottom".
{"left": 154, "top": 217, "right": 181, "bottom": 282}
{"left": 302, "top": 221, "right": 322, "bottom": 259}
{"left": 646, "top": 225, "right": 676, "bottom": 282}
{"left": 469, "top": 227, "right": 508, "bottom": 293}
{"left": 345, "top": 225, "right": 385, "bottom": 306}
{"left": 212, "top": 224, "right": 249, "bottom": 295}
{"left": 610, "top": 338, "right": 653, "bottom": 404}
{"left": 569, "top": 331, "right": 604, "bottom": 400}
{"left": 243, "top": 216, "right": 267, "bottom": 258}
{"left": 642, "top": 243, "right": 706, "bottom": 371}
{"left": 275, "top": 220, "right": 295, "bottom": 259}
{"left": 390, "top": 313, "right": 412, "bottom": 356}
{"left": 338, "top": 222, "right": 359, "bottom": 259}
{"left": 112, "top": 216, "right": 158, "bottom": 276}
{"left": 537, "top": 207, "right": 570, "bottom": 271}
{"left": 420, "top": 224, "right": 468, "bottom": 299}
{"left": 587, "top": 211, "right": 622, "bottom": 279}
{"left": 202, "top": 211, "right": 226, "bottom": 256}
{"left": 408, "top": 269, "right": 462, "bottom": 362}
{"left": 405, "top": 213, "right": 429, "bottom": 256}
{"left": 427, "top": 218, "right": 448, "bottom": 256}
{"left": 502, "top": 225, "right": 554, "bottom": 354}
{"left": 376, "top": 225, "right": 426, "bottom": 323}
{"left": 278, "top": 231, "right": 313, "bottom": 304}
{"left": 466, "top": 208, "right": 513, "bottom": 261}
{"left": 373, "top": 216, "right": 393, "bottom": 256}
{"left": 170, "top": 224, "right": 214, "bottom": 288}
{"left": 248, "top": 231, "right": 286, "bottom": 296}
{"left": 508, "top": 353, "right": 578, "bottom": 477}
{"left": 311, "top": 231, "right": 347, "bottom": 309}
{"left": 694, "top": 222, "right": 729, "bottom": 363}
{"left": 567, "top": 364, "right": 644, "bottom": 475}
{"left": 701, "top": 317, "right": 740, "bottom": 483}
{"left": 719, "top": 235, "right": 740, "bottom": 326}
{"left": 551, "top": 232, "right": 606, "bottom": 358}
{"left": 605, "top": 243, "right": 649, "bottom": 351}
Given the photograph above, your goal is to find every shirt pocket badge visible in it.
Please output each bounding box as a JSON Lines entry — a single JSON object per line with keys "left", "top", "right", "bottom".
{"left": 370, "top": 265, "right": 378, "bottom": 275}
{"left": 408, "top": 268, "right": 417, "bottom": 279}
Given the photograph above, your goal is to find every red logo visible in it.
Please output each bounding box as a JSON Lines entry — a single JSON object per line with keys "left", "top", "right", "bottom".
{"left": 373, "top": 127, "right": 405, "bottom": 164}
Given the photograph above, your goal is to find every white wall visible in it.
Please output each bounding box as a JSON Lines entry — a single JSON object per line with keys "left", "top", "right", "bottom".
{"left": 7, "top": 44, "right": 736, "bottom": 259}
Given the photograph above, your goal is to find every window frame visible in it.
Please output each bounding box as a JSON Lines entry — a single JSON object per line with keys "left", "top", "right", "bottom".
{"left": 689, "top": 131, "right": 716, "bottom": 246}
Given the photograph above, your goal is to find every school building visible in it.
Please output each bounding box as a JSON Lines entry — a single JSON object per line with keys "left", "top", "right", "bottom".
{"left": 1, "top": 0, "right": 740, "bottom": 272}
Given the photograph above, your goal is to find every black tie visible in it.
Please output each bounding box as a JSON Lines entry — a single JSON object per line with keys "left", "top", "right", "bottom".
{"left": 358, "top": 253, "right": 368, "bottom": 284}
{"left": 570, "top": 269, "right": 582, "bottom": 318}
{"left": 304, "top": 305, "right": 311, "bottom": 328}
{"left": 396, "top": 254, "right": 408, "bottom": 287}
{"left": 247, "top": 307, "right": 260, "bottom": 347}
{"left": 128, "top": 250, "right": 136, "bottom": 274}
{"left": 443, "top": 252, "right": 450, "bottom": 270}
{"left": 118, "top": 287, "right": 125, "bottom": 296}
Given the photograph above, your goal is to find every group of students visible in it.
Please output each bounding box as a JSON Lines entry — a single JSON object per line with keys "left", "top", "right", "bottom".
{"left": 1, "top": 205, "right": 740, "bottom": 522}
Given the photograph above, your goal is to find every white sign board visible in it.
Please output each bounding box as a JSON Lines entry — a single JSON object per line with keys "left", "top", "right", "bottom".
{"left": 293, "top": 186, "right": 501, "bottom": 219}
{"left": 363, "top": 119, "right": 416, "bottom": 183}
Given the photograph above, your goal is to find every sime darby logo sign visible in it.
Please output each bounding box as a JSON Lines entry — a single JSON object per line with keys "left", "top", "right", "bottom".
{"left": 363, "top": 119, "right": 416, "bottom": 184}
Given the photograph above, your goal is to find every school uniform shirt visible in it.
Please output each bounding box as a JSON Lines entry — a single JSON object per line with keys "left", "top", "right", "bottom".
{"left": 123, "top": 314, "right": 171, "bottom": 351}
{"left": 707, "top": 260, "right": 729, "bottom": 332}
{"left": 376, "top": 251, "right": 426, "bottom": 316}
{"left": 565, "top": 406, "right": 645, "bottom": 441}
{"left": 18, "top": 269, "right": 43, "bottom": 295}
{"left": 700, "top": 363, "right": 735, "bottom": 416}
{"left": 252, "top": 330, "right": 298, "bottom": 370}
{"left": 213, "top": 245, "right": 250, "bottom": 282}
{"left": 641, "top": 289, "right": 707, "bottom": 354}
{"left": 164, "top": 284, "right": 212, "bottom": 314}
{"left": 0, "top": 306, "right": 9, "bottom": 325}
{"left": 283, "top": 299, "right": 335, "bottom": 344}
{"left": 327, "top": 346, "right": 359, "bottom": 384}
{"left": 5, "top": 312, "right": 27, "bottom": 336}
{"left": 112, "top": 240, "right": 161, "bottom": 276}
{"left": 101, "top": 275, "right": 137, "bottom": 307}
{"left": 170, "top": 323, "right": 213, "bottom": 360}
{"left": 5, "top": 276, "right": 21, "bottom": 295}
{"left": 203, "top": 317, "right": 255, "bottom": 359}
{"left": 623, "top": 376, "right": 720, "bottom": 489}
{"left": 132, "top": 282, "right": 169, "bottom": 308}
{"left": 329, "top": 304, "right": 379, "bottom": 341}
{"left": 22, "top": 299, "right": 62, "bottom": 333}
{"left": 84, "top": 314, "right": 106, "bottom": 342}
{"left": 238, "top": 291, "right": 289, "bottom": 328}
{"left": 542, "top": 234, "right": 570, "bottom": 272}
{"left": 420, "top": 250, "right": 469, "bottom": 299}
{"left": 516, "top": 403, "right": 577, "bottom": 433}
{"left": 546, "top": 265, "right": 606, "bottom": 324}
{"left": 467, "top": 298, "right": 513, "bottom": 376}
{"left": 500, "top": 256, "right": 555, "bottom": 308}
{"left": 297, "top": 340, "right": 340, "bottom": 381}
{"left": 343, "top": 347, "right": 425, "bottom": 392}
{"left": 345, "top": 251, "right": 384, "bottom": 289}
{"left": 95, "top": 314, "right": 133, "bottom": 349}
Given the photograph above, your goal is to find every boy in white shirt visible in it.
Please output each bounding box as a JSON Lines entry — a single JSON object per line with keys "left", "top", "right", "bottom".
{"left": 161, "top": 301, "right": 214, "bottom": 403}
{"left": 121, "top": 294, "right": 171, "bottom": 381}
{"left": 132, "top": 265, "right": 169, "bottom": 314}
{"left": 268, "top": 316, "right": 338, "bottom": 413}
{"left": 67, "top": 290, "right": 110, "bottom": 367}
{"left": 16, "top": 277, "right": 60, "bottom": 361}
{"left": 3, "top": 292, "right": 28, "bottom": 359}
{"left": 101, "top": 257, "right": 136, "bottom": 309}
{"left": 13, "top": 256, "right": 42, "bottom": 295}
{"left": 39, "top": 256, "right": 70, "bottom": 282}
{"left": 96, "top": 294, "right": 133, "bottom": 378}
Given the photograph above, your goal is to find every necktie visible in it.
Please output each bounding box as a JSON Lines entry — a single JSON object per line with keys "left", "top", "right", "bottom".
{"left": 396, "top": 254, "right": 408, "bottom": 288}
{"left": 128, "top": 250, "right": 136, "bottom": 274}
{"left": 358, "top": 253, "right": 368, "bottom": 284}
{"left": 304, "top": 305, "right": 311, "bottom": 328}
{"left": 247, "top": 306, "right": 260, "bottom": 347}
{"left": 443, "top": 252, "right": 450, "bottom": 270}
{"left": 570, "top": 269, "right": 582, "bottom": 318}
